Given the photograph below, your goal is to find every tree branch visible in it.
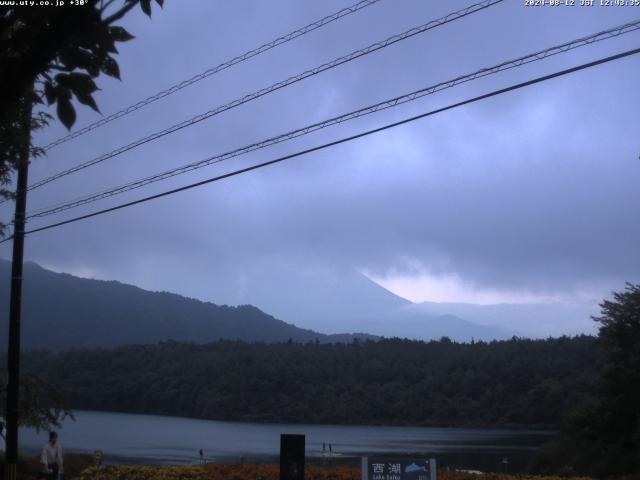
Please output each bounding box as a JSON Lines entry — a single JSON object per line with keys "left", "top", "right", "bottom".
{"left": 100, "top": 0, "right": 119, "bottom": 13}
{"left": 104, "top": 1, "right": 138, "bottom": 25}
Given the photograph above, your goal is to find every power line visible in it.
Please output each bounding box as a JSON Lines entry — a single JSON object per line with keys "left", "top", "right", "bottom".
{"left": 26, "top": 19, "right": 640, "bottom": 219}
{"left": 10, "top": 46, "right": 639, "bottom": 241}
{"left": 40, "top": 0, "right": 384, "bottom": 151}
{"left": 26, "top": 0, "right": 504, "bottom": 192}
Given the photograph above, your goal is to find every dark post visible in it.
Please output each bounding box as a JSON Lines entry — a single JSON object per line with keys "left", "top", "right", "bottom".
{"left": 280, "top": 434, "right": 305, "bottom": 480}
{"left": 4, "top": 93, "right": 32, "bottom": 480}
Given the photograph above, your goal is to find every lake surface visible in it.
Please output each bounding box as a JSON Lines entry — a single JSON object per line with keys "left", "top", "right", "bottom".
{"left": 19, "top": 410, "right": 555, "bottom": 473}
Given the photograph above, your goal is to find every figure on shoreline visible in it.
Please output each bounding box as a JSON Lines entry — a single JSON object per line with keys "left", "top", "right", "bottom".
{"left": 199, "top": 448, "right": 204, "bottom": 464}
{"left": 41, "top": 431, "right": 63, "bottom": 480}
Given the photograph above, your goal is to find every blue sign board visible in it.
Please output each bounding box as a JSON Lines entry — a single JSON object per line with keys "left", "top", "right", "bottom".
{"left": 362, "top": 457, "right": 436, "bottom": 480}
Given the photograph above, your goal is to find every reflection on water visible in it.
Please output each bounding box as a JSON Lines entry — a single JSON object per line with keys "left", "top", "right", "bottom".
{"left": 20, "top": 410, "right": 555, "bottom": 472}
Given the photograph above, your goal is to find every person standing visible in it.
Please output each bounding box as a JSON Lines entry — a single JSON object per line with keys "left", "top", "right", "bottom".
{"left": 41, "top": 431, "right": 63, "bottom": 480}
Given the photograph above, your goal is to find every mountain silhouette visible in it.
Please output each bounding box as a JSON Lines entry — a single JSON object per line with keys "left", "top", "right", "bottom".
{"left": 206, "top": 263, "right": 515, "bottom": 341}
{"left": 0, "top": 260, "right": 374, "bottom": 350}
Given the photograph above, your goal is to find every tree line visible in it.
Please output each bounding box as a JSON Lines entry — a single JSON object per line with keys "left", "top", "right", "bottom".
{"left": 17, "top": 335, "right": 598, "bottom": 429}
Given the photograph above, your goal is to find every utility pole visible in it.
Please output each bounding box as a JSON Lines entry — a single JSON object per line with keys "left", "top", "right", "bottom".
{"left": 4, "top": 92, "right": 32, "bottom": 480}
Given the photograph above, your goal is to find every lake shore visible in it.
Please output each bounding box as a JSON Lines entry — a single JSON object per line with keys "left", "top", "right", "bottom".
{"left": 19, "top": 410, "right": 556, "bottom": 473}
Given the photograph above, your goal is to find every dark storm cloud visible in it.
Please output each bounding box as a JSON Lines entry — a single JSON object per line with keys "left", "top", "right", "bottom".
{"left": 2, "top": 0, "right": 639, "bottom": 313}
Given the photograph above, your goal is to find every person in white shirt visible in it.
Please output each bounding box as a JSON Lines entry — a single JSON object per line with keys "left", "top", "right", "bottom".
{"left": 40, "top": 431, "right": 63, "bottom": 480}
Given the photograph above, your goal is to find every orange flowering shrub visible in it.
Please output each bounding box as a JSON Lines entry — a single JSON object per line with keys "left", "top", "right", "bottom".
{"left": 72, "top": 463, "right": 359, "bottom": 480}
{"left": 203, "top": 464, "right": 360, "bottom": 480}
{"left": 437, "top": 472, "right": 592, "bottom": 480}
{"left": 72, "top": 463, "right": 595, "bottom": 480}
{"left": 74, "top": 464, "right": 210, "bottom": 480}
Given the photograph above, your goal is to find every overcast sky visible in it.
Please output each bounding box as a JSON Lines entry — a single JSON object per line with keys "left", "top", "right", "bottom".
{"left": 2, "top": 0, "right": 639, "bottom": 330}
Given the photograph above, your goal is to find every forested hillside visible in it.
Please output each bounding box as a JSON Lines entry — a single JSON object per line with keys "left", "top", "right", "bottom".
{"left": 0, "top": 260, "right": 374, "bottom": 348}
{"left": 20, "top": 336, "right": 598, "bottom": 428}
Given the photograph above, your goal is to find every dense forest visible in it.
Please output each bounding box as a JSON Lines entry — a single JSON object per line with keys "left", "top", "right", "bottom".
{"left": 19, "top": 335, "right": 598, "bottom": 428}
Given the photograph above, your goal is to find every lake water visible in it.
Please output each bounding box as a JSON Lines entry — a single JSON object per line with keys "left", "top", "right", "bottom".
{"left": 19, "top": 410, "right": 555, "bottom": 473}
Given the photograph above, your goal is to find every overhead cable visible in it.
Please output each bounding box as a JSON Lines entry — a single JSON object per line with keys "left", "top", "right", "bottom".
{"left": 40, "top": 0, "right": 384, "bottom": 151}
{"left": 26, "top": 19, "right": 640, "bottom": 219}
{"left": 27, "top": 0, "right": 504, "bottom": 192}
{"left": 10, "top": 46, "right": 639, "bottom": 240}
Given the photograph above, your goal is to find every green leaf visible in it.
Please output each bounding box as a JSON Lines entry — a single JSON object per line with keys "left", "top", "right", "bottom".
{"left": 59, "top": 48, "right": 97, "bottom": 73}
{"left": 31, "top": 91, "right": 44, "bottom": 105}
{"left": 109, "top": 26, "right": 135, "bottom": 42}
{"left": 44, "top": 82, "right": 57, "bottom": 105}
{"left": 104, "top": 40, "right": 118, "bottom": 54}
{"left": 54, "top": 78, "right": 98, "bottom": 122}
{"left": 56, "top": 73, "right": 98, "bottom": 95}
{"left": 140, "top": 0, "right": 152, "bottom": 16}
{"left": 75, "top": 91, "right": 100, "bottom": 113}
{"left": 86, "top": 61, "right": 100, "bottom": 77}
{"left": 101, "top": 57, "right": 121, "bottom": 80}
{"left": 56, "top": 97, "right": 76, "bottom": 130}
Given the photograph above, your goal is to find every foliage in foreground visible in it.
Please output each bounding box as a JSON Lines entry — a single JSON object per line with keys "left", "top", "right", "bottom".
{"left": 0, "top": 0, "right": 164, "bottom": 234}
{"left": 540, "top": 284, "right": 640, "bottom": 478}
{"left": 0, "top": 452, "right": 94, "bottom": 480}
{"left": 0, "top": 369, "right": 73, "bottom": 432}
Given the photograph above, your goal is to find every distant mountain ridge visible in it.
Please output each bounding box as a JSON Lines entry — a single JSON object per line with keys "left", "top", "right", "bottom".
{"left": 406, "top": 300, "right": 598, "bottom": 337}
{"left": 0, "top": 260, "right": 375, "bottom": 350}
{"left": 217, "top": 264, "right": 516, "bottom": 341}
